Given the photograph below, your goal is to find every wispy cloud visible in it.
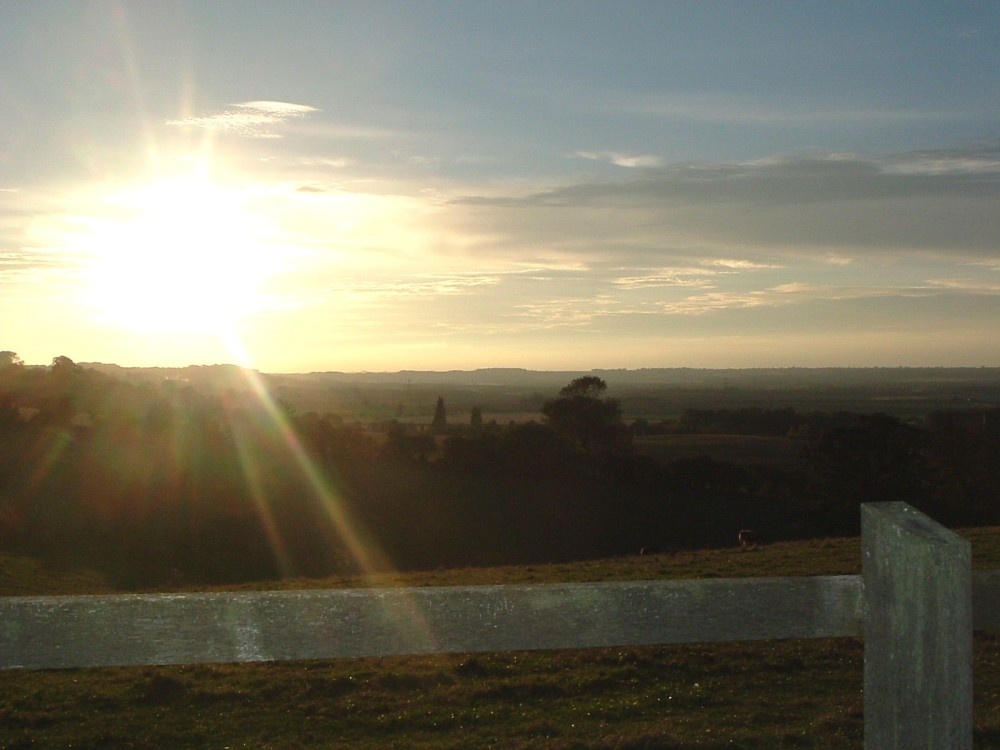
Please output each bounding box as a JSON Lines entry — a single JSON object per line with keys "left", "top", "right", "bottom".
{"left": 703, "top": 259, "right": 783, "bottom": 270}
{"left": 574, "top": 151, "right": 663, "bottom": 168}
{"left": 882, "top": 144, "right": 1000, "bottom": 175}
{"left": 656, "top": 278, "right": 974, "bottom": 316}
{"left": 509, "top": 296, "right": 623, "bottom": 330}
{"left": 926, "top": 277, "right": 1000, "bottom": 293}
{"left": 612, "top": 271, "right": 715, "bottom": 290}
{"left": 0, "top": 247, "right": 83, "bottom": 294}
{"left": 167, "top": 101, "right": 318, "bottom": 138}
{"left": 609, "top": 91, "right": 973, "bottom": 127}
{"left": 610, "top": 257, "right": 785, "bottom": 290}
{"left": 955, "top": 26, "right": 992, "bottom": 40}
{"left": 456, "top": 145, "right": 1000, "bottom": 260}
{"left": 323, "top": 272, "right": 503, "bottom": 299}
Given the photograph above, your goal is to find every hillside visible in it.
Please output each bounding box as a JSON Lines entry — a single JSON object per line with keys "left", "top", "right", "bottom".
{"left": 2, "top": 531, "right": 999, "bottom": 749}
{"left": 5, "top": 525, "right": 999, "bottom": 595}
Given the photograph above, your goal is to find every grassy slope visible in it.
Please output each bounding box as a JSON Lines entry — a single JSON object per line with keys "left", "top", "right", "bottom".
{"left": 2, "top": 529, "right": 999, "bottom": 749}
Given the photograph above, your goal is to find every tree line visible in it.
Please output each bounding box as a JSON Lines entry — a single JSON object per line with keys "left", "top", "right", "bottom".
{"left": 1, "top": 354, "right": 997, "bottom": 588}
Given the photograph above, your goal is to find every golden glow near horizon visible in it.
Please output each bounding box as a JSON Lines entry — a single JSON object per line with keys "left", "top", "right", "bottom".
{"left": 46, "top": 151, "right": 438, "bottom": 369}
{"left": 3, "top": 3, "right": 1000, "bottom": 371}
{"left": 76, "top": 171, "right": 281, "bottom": 337}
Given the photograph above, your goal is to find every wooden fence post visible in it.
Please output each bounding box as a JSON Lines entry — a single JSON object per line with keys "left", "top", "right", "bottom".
{"left": 862, "top": 502, "right": 972, "bottom": 750}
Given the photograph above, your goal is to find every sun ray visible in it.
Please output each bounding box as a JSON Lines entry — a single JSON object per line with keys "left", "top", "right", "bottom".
{"left": 24, "top": 428, "right": 74, "bottom": 500}
{"left": 227, "top": 353, "right": 445, "bottom": 651}
{"left": 236, "top": 365, "right": 389, "bottom": 577}
{"left": 230, "top": 420, "right": 297, "bottom": 579}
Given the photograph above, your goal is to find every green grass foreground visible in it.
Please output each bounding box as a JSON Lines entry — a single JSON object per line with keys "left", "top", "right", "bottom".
{"left": 2, "top": 530, "right": 999, "bottom": 749}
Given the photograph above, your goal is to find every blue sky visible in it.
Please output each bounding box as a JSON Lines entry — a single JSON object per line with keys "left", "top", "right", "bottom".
{"left": 2, "top": 1, "right": 999, "bottom": 371}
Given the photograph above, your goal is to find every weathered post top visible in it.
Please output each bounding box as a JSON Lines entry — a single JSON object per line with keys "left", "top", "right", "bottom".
{"left": 862, "top": 502, "right": 972, "bottom": 750}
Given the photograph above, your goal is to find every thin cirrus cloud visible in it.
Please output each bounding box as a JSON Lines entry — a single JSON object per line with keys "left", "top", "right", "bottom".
{"left": 456, "top": 144, "right": 1000, "bottom": 261}
{"left": 926, "top": 278, "right": 1000, "bottom": 293}
{"left": 607, "top": 91, "right": 974, "bottom": 127}
{"left": 656, "top": 282, "right": 939, "bottom": 316}
{"left": 573, "top": 151, "right": 664, "bottom": 168}
{"left": 612, "top": 271, "right": 717, "bottom": 291}
{"left": 399, "top": 140, "right": 1000, "bottom": 354}
{"left": 326, "top": 273, "right": 504, "bottom": 299}
{"left": 167, "top": 101, "right": 319, "bottom": 138}
{"left": 610, "top": 258, "right": 785, "bottom": 291}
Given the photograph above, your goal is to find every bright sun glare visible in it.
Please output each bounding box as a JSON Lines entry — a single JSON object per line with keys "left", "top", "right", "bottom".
{"left": 79, "top": 171, "right": 279, "bottom": 338}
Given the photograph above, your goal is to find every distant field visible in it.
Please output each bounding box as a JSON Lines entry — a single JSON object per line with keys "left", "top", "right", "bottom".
{"left": 634, "top": 433, "right": 805, "bottom": 470}
{"left": 392, "top": 410, "right": 543, "bottom": 426}
{"left": 257, "top": 368, "right": 1000, "bottom": 424}
{"left": 3, "top": 529, "right": 999, "bottom": 748}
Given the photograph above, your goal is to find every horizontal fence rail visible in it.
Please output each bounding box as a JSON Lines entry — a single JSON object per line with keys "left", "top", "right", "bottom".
{"left": 2, "top": 503, "right": 998, "bottom": 750}
{"left": 2, "top": 575, "right": 868, "bottom": 670}
{"left": 2, "top": 572, "right": 998, "bottom": 671}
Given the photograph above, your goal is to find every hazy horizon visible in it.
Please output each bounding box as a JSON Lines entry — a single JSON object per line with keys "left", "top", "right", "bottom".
{"left": 3, "top": 3, "right": 999, "bottom": 372}
{"left": 37, "top": 357, "right": 1000, "bottom": 381}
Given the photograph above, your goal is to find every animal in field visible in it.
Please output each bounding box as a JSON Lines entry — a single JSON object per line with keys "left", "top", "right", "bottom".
{"left": 738, "top": 529, "right": 762, "bottom": 549}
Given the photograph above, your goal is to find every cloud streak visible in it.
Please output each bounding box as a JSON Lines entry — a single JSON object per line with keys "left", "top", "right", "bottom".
{"left": 167, "top": 101, "right": 319, "bottom": 138}
{"left": 622, "top": 92, "right": 973, "bottom": 126}
{"left": 574, "top": 151, "right": 664, "bottom": 168}
{"left": 455, "top": 144, "right": 1000, "bottom": 261}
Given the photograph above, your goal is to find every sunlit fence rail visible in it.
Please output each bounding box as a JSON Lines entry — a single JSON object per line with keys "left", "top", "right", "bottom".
{"left": 3, "top": 502, "right": 999, "bottom": 749}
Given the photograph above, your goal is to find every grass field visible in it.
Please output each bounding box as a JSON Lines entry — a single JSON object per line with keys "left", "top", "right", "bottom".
{"left": 2, "top": 529, "right": 999, "bottom": 748}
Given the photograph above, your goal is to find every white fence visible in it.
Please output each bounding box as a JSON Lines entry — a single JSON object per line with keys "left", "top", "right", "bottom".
{"left": 3, "top": 502, "right": 999, "bottom": 749}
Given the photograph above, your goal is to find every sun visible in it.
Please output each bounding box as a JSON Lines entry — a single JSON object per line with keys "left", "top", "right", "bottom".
{"left": 79, "top": 172, "right": 280, "bottom": 337}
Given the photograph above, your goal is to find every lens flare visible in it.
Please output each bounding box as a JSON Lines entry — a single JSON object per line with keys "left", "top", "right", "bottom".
{"left": 232, "top": 356, "right": 388, "bottom": 577}
{"left": 231, "top": 356, "right": 442, "bottom": 651}
{"left": 229, "top": 421, "right": 296, "bottom": 578}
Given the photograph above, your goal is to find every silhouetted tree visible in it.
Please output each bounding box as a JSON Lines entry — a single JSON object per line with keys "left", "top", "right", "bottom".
{"left": 807, "top": 412, "right": 929, "bottom": 532}
{"left": 0, "top": 351, "right": 22, "bottom": 369}
{"left": 440, "top": 432, "right": 500, "bottom": 475}
{"left": 0, "top": 352, "right": 24, "bottom": 426}
{"left": 497, "top": 422, "right": 568, "bottom": 476}
{"left": 50, "top": 355, "right": 80, "bottom": 378}
{"left": 923, "top": 408, "right": 1000, "bottom": 524}
{"left": 542, "top": 377, "right": 630, "bottom": 459}
{"left": 559, "top": 376, "right": 608, "bottom": 399}
{"left": 383, "top": 421, "right": 435, "bottom": 463}
{"left": 430, "top": 396, "right": 447, "bottom": 434}
{"left": 277, "top": 398, "right": 297, "bottom": 419}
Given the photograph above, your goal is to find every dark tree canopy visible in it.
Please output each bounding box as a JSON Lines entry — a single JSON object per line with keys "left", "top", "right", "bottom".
{"left": 542, "top": 377, "right": 629, "bottom": 458}
{"left": 51, "top": 355, "right": 78, "bottom": 371}
{"left": 0, "top": 351, "right": 22, "bottom": 369}
{"left": 559, "top": 376, "right": 607, "bottom": 399}
{"left": 431, "top": 396, "right": 447, "bottom": 434}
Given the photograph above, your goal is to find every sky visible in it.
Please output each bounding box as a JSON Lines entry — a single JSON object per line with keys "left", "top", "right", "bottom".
{"left": 2, "top": 1, "right": 999, "bottom": 373}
